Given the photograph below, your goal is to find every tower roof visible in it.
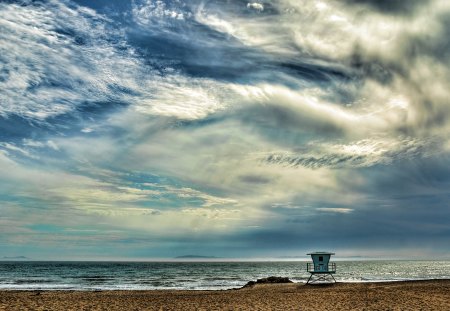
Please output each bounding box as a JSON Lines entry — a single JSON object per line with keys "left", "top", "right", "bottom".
{"left": 307, "top": 251, "right": 335, "bottom": 255}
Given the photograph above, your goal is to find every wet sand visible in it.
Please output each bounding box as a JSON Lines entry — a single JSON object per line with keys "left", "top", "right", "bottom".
{"left": 0, "top": 280, "right": 449, "bottom": 311}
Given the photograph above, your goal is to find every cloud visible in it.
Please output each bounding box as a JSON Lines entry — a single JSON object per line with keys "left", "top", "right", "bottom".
{"left": 0, "top": 0, "right": 232, "bottom": 131}
{"left": 247, "top": 3, "right": 264, "bottom": 12}
{"left": 193, "top": 0, "right": 450, "bottom": 139}
{"left": 0, "top": 1, "right": 137, "bottom": 121}
{"left": 132, "top": 0, "right": 190, "bottom": 24}
{"left": 342, "top": 0, "right": 429, "bottom": 15}
{"left": 132, "top": 76, "right": 233, "bottom": 120}
{"left": 1, "top": 0, "right": 450, "bottom": 258}
{"left": 316, "top": 207, "right": 354, "bottom": 214}
{"left": 264, "top": 137, "right": 440, "bottom": 169}
{"left": 239, "top": 174, "right": 272, "bottom": 185}
{"left": 0, "top": 148, "right": 244, "bottom": 244}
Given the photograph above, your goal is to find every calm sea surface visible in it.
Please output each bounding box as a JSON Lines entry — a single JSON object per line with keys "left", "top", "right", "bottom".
{"left": 0, "top": 261, "right": 449, "bottom": 290}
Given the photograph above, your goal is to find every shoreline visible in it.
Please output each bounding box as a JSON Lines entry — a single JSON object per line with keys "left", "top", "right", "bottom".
{"left": 1, "top": 280, "right": 449, "bottom": 310}
{"left": 1, "top": 278, "right": 449, "bottom": 292}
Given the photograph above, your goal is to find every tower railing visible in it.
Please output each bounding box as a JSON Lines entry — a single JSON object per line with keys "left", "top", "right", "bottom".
{"left": 307, "top": 262, "right": 336, "bottom": 273}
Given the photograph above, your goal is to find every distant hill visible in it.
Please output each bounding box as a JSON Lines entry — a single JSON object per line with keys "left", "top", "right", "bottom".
{"left": 175, "top": 255, "right": 219, "bottom": 259}
{"left": 2, "top": 256, "right": 29, "bottom": 260}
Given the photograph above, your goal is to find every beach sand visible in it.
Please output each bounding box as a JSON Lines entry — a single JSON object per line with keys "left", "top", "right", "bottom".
{"left": 0, "top": 280, "right": 449, "bottom": 311}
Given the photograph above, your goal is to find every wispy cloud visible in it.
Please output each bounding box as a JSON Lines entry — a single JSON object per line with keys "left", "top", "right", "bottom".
{"left": 316, "top": 207, "right": 354, "bottom": 214}
{"left": 0, "top": 1, "right": 135, "bottom": 120}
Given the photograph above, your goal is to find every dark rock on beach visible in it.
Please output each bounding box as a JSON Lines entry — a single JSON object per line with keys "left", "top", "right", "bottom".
{"left": 243, "top": 276, "right": 293, "bottom": 288}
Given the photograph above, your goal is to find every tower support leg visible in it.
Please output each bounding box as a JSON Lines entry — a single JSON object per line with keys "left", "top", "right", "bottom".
{"left": 330, "top": 274, "right": 336, "bottom": 283}
{"left": 306, "top": 273, "right": 336, "bottom": 284}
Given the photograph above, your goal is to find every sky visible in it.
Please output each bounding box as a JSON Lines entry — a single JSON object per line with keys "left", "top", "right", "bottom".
{"left": 0, "top": 0, "right": 449, "bottom": 260}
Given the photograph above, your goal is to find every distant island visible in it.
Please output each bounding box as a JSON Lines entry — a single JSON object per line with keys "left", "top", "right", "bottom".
{"left": 175, "top": 255, "right": 219, "bottom": 259}
{"left": 2, "top": 256, "right": 29, "bottom": 260}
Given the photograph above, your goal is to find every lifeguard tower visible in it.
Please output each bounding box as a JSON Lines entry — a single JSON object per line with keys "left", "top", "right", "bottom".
{"left": 306, "top": 251, "right": 336, "bottom": 284}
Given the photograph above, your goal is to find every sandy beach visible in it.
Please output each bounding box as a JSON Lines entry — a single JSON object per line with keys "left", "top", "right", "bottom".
{"left": 0, "top": 280, "right": 449, "bottom": 311}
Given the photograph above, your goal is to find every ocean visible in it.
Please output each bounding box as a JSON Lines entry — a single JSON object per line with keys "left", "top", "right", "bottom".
{"left": 0, "top": 261, "right": 449, "bottom": 290}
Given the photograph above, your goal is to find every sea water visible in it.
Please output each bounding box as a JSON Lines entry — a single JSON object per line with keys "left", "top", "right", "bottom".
{"left": 0, "top": 261, "right": 449, "bottom": 290}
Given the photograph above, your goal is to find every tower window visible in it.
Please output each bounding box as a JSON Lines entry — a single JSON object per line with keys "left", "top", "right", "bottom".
{"left": 319, "top": 256, "right": 323, "bottom": 261}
